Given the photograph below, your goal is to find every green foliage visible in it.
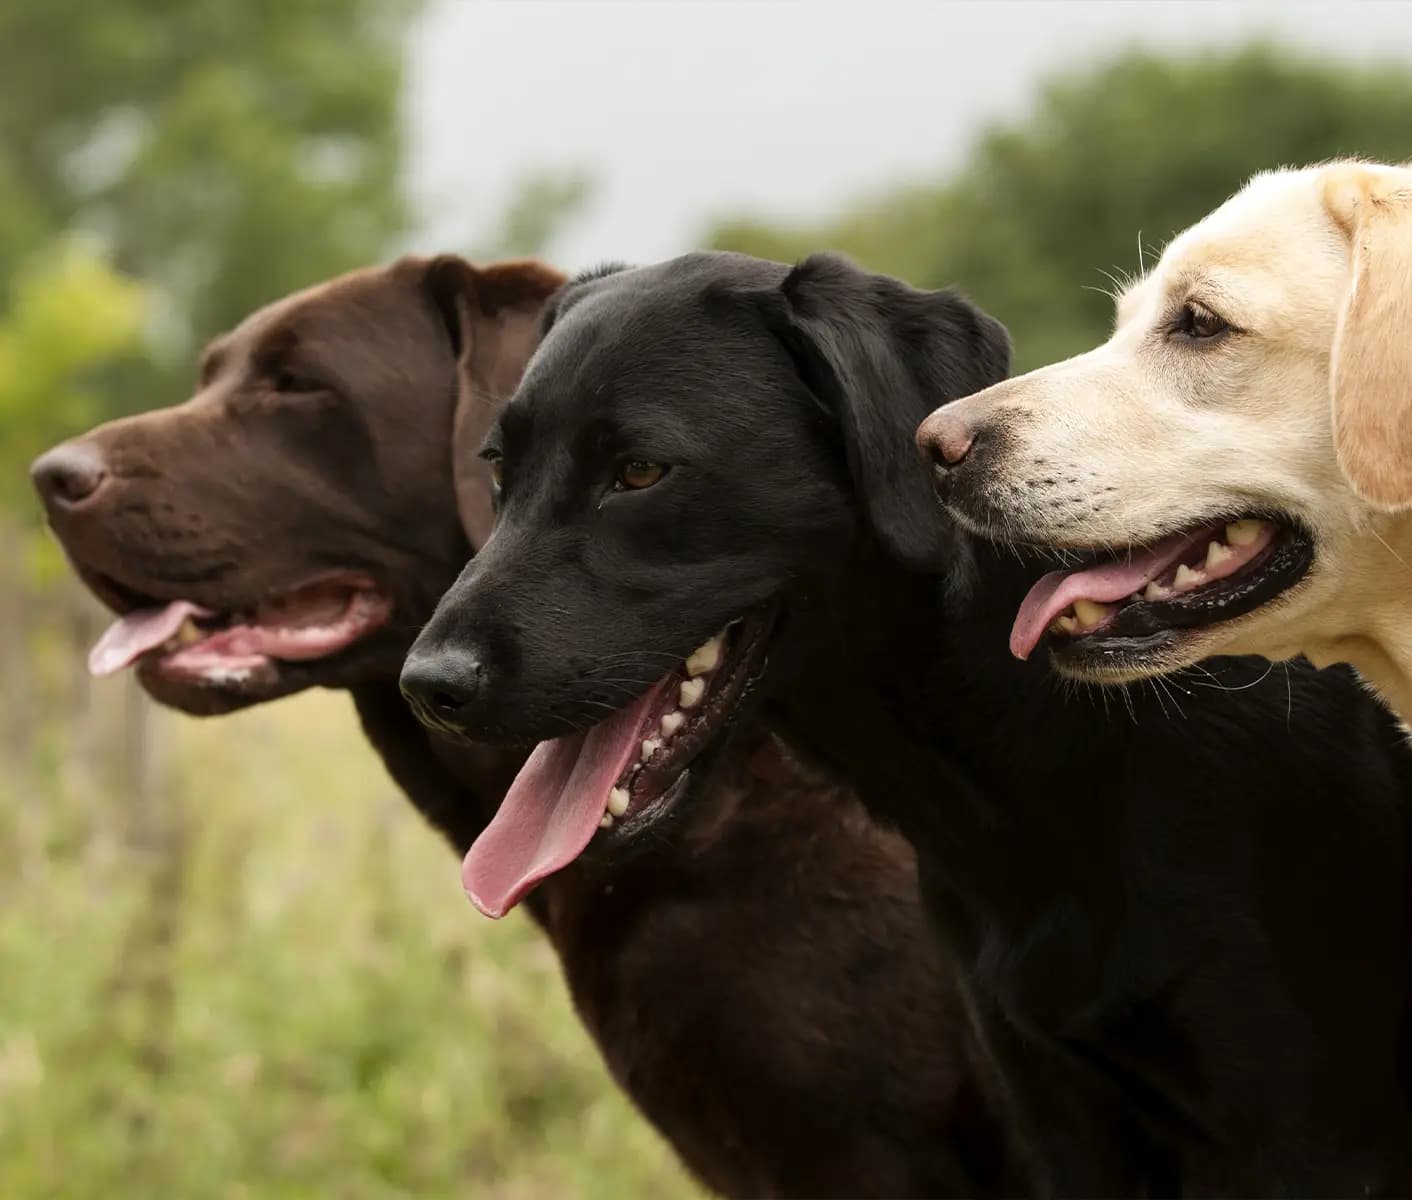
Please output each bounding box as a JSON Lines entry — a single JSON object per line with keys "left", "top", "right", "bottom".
{"left": 712, "top": 44, "right": 1412, "bottom": 370}
{"left": 0, "top": 0, "right": 416, "bottom": 432}
{"left": 0, "top": 688, "right": 700, "bottom": 1199}
{"left": 0, "top": 242, "right": 146, "bottom": 513}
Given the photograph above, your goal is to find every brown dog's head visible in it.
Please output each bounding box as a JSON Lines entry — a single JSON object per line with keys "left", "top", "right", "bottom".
{"left": 32, "top": 255, "right": 563, "bottom": 714}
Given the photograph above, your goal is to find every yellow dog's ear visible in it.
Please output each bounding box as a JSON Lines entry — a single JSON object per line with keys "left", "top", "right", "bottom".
{"left": 1323, "top": 163, "right": 1412, "bottom": 510}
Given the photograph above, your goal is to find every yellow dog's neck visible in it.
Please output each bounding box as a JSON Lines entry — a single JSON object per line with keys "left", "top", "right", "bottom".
{"left": 1303, "top": 519, "right": 1412, "bottom": 727}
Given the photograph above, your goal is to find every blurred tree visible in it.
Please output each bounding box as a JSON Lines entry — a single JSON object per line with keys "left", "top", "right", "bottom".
{"left": 0, "top": 241, "right": 146, "bottom": 514}
{"left": 712, "top": 44, "right": 1412, "bottom": 370}
{"left": 0, "top": 0, "right": 418, "bottom": 415}
{"left": 475, "top": 167, "right": 596, "bottom": 260}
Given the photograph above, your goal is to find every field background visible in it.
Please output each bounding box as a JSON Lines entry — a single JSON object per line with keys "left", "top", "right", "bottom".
{"left": 5, "top": 3, "right": 1412, "bottom": 1195}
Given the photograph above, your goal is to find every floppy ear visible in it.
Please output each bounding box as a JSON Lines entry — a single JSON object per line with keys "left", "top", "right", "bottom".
{"left": 422, "top": 255, "right": 566, "bottom": 547}
{"left": 1322, "top": 163, "right": 1412, "bottom": 510}
{"left": 759, "top": 252, "right": 1010, "bottom": 571}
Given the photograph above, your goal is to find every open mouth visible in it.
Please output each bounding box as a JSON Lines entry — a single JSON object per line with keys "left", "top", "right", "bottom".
{"left": 459, "top": 607, "right": 776, "bottom": 919}
{"left": 1010, "top": 517, "right": 1314, "bottom": 671}
{"left": 86, "top": 572, "right": 393, "bottom": 690}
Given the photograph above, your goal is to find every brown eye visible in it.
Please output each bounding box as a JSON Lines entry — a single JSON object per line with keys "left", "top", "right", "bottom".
{"left": 616, "top": 460, "right": 667, "bottom": 491}
{"left": 485, "top": 456, "right": 504, "bottom": 494}
{"left": 1174, "top": 302, "right": 1231, "bottom": 343}
{"left": 273, "top": 369, "right": 324, "bottom": 393}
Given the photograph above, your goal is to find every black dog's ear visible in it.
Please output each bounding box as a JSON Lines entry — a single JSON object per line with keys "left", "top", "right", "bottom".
{"left": 537, "top": 261, "right": 634, "bottom": 339}
{"left": 420, "top": 255, "right": 566, "bottom": 548}
{"left": 758, "top": 252, "right": 1011, "bottom": 572}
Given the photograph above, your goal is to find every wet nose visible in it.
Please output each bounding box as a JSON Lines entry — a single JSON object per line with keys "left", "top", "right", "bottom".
{"left": 400, "top": 645, "right": 486, "bottom": 732}
{"left": 916, "top": 407, "right": 977, "bottom": 474}
{"left": 30, "top": 441, "right": 109, "bottom": 509}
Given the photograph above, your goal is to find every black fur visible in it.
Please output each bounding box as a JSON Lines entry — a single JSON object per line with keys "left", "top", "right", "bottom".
{"left": 38, "top": 256, "right": 1017, "bottom": 1199}
{"left": 408, "top": 250, "right": 1412, "bottom": 1196}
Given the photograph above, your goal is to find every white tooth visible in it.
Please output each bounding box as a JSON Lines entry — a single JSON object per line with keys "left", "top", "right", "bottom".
{"left": 641, "top": 737, "right": 661, "bottom": 762}
{"left": 1049, "top": 614, "right": 1079, "bottom": 635}
{"left": 685, "top": 634, "right": 724, "bottom": 677}
{"left": 599, "top": 812, "right": 614, "bottom": 829}
{"left": 1226, "top": 519, "right": 1263, "bottom": 547}
{"left": 607, "top": 787, "right": 630, "bottom": 817}
{"left": 1174, "top": 564, "right": 1204, "bottom": 590}
{"left": 176, "top": 617, "right": 203, "bottom": 646}
{"left": 660, "top": 711, "right": 684, "bottom": 738}
{"left": 1073, "top": 598, "right": 1111, "bottom": 628}
{"left": 1144, "top": 581, "right": 1170, "bottom": 602}
{"left": 1206, "top": 540, "right": 1233, "bottom": 570}
{"left": 679, "top": 677, "right": 705, "bottom": 709}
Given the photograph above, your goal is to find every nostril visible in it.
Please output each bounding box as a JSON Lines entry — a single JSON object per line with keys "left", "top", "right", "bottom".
{"left": 431, "top": 689, "right": 466, "bottom": 715}
{"left": 30, "top": 443, "right": 109, "bottom": 508}
{"left": 400, "top": 648, "right": 485, "bottom": 731}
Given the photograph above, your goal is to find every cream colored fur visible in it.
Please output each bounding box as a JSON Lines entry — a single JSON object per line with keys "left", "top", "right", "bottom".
{"left": 932, "top": 160, "right": 1412, "bottom": 720}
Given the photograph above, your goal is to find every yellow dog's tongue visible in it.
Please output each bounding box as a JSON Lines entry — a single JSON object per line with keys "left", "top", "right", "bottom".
{"left": 460, "top": 677, "right": 672, "bottom": 918}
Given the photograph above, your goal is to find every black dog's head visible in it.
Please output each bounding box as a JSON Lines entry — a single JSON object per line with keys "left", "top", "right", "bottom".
{"left": 32, "top": 255, "right": 563, "bottom": 714}
{"left": 401, "top": 251, "right": 1008, "bottom": 913}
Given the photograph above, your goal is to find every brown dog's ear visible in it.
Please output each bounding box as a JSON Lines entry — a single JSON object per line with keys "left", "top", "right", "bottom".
{"left": 421, "top": 255, "right": 566, "bottom": 547}
{"left": 1323, "top": 163, "right": 1412, "bottom": 511}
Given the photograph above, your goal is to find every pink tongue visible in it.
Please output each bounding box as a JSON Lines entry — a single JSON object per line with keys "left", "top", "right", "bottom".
{"left": 461, "top": 676, "right": 673, "bottom": 919}
{"left": 88, "top": 601, "right": 212, "bottom": 677}
{"left": 1010, "top": 531, "right": 1203, "bottom": 661}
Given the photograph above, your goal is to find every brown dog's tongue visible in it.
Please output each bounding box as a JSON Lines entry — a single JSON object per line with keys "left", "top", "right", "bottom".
{"left": 89, "top": 601, "right": 212, "bottom": 676}
{"left": 460, "top": 678, "right": 671, "bottom": 918}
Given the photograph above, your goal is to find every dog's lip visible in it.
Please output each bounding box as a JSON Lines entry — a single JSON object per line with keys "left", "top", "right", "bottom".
{"left": 91, "top": 569, "right": 396, "bottom": 692}
{"left": 591, "top": 603, "right": 779, "bottom": 847}
{"left": 1032, "top": 515, "right": 1316, "bottom": 669}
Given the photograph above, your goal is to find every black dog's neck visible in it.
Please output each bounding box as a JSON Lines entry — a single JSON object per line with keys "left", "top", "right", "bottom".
{"left": 772, "top": 538, "right": 1131, "bottom": 929}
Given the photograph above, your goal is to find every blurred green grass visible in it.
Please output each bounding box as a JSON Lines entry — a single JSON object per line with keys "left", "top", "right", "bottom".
{"left": 0, "top": 659, "right": 702, "bottom": 1199}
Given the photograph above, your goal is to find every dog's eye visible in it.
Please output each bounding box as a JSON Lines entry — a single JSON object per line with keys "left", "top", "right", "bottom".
{"left": 615, "top": 461, "right": 668, "bottom": 491}
{"left": 272, "top": 369, "right": 324, "bottom": 394}
{"left": 1173, "top": 302, "right": 1231, "bottom": 343}
{"left": 480, "top": 450, "right": 504, "bottom": 499}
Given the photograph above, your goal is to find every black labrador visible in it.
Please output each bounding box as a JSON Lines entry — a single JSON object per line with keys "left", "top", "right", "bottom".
{"left": 403, "top": 251, "right": 1412, "bottom": 1197}
{"left": 32, "top": 255, "right": 1015, "bottom": 1199}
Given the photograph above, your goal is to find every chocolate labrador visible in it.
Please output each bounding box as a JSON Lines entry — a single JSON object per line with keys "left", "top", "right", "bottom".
{"left": 403, "top": 251, "right": 1412, "bottom": 1197}
{"left": 32, "top": 256, "right": 1015, "bottom": 1198}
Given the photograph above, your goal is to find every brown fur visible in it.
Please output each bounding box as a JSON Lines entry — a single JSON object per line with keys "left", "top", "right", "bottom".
{"left": 33, "top": 257, "right": 1017, "bottom": 1197}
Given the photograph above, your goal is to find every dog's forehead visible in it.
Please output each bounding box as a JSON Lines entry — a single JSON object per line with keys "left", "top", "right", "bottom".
{"left": 511, "top": 262, "right": 784, "bottom": 431}
{"left": 1125, "top": 168, "right": 1346, "bottom": 330}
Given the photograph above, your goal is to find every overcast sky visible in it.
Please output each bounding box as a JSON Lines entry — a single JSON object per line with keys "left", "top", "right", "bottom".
{"left": 403, "top": 1, "right": 1412, "bottom": 271}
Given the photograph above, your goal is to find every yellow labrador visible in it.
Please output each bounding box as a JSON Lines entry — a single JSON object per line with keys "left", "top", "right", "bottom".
{"left": 918, "top": 160, "right": 1412, "bottom": 719}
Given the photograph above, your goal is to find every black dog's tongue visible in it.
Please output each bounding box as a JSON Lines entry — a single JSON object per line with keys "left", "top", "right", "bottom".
{"left": 459, "top": 678, "right": 671, "bottom": 918}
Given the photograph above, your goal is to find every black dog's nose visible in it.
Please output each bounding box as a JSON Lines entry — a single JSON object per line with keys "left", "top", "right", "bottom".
{"left": 31, "top": 441, "right": 109, "bottom": 508}
{"left": 400, "top": 646, "right": 485, "bottom": 731}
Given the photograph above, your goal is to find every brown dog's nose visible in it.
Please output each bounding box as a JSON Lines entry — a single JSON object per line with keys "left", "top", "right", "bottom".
{"left": 31, "top": 441, "right": 109, "bottom": 509}
{"left": 916, "top": 407, "right": 976, "bottom": 472}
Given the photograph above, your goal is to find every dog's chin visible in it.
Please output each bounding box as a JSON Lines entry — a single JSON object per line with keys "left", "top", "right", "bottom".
{"left": 1012, "top": 513, "right": 1317, "bottom": 684}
